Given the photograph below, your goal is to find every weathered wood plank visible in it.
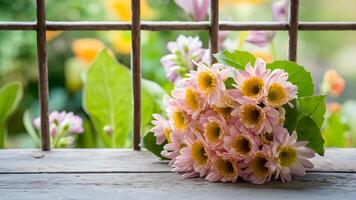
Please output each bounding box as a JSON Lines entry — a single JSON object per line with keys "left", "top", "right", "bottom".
{"left": 0, "top": 172, "right": 355, "bottom": 200}
{"left": 0, "top": 149, "right": 169, "bottom": 173}
{"left": 0, "top": 148, "right": 355, "bottom": 173}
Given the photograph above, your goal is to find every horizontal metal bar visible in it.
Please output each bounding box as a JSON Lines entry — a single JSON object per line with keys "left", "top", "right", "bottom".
{"left": 0, "top": 22, "right": 36, "bottom": 30}
{"left": 299, "top": 22, "right": 356, "bottom": 30}
{"left": 1, "top": 21, "right": 356, "bottom": 31}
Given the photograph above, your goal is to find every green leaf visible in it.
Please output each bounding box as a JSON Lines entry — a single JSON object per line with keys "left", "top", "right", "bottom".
{"left": 141, "top": 79, "right": 166, "bottom": 129}
{"left": 83, "top": 49, "right": 167, "bottom": 148}
{"left": 83, "top": 49, "right": 133, "bottom": 148}
{"left": 322, "top": 113, "right": 349, "bottom": 147}
{"left": 267, "top": 61, "right": 314, "bottom": 97}
{"left": 296, "top": 117, "right": 325, "bottom": 155}
{"left": 224, "top": 77, "right": 236, "bottom": 89}
{"left": 214, "top": 50, "right": 256, "bottom": 70}
{"left": 76, "top": 120, "right": 98, "bottom": 148}
{"left": 0, "top": 81, "right": 23, "bottom": 148}
{"left": 283, "top": 100, "right": 299, "bottom": 133}
{"left": 298, "top": 95, "right": 326, "bottom": 128}
{"left": 143, "top": 132, "right": 167, "bottom": 159}
{"left": 23, "top": 110, "right": 40, "bottom": 147}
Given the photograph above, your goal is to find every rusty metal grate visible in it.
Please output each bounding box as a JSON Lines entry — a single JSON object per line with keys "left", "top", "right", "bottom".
{"left": 1, "top": 0, "right": 356, "bottom": 151}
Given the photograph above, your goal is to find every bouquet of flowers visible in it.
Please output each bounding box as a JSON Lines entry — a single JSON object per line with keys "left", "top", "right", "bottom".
{"left": 147, "top": 46, "right": 325, "bottom": 184}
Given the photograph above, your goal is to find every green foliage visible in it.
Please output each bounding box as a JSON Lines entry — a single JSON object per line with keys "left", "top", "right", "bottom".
{"left": 296, "top": 117, "right": 325, "bottom": 155}
{"left": 84, "top": 49, "right": 133, "bottom": 148}
{"left": 298, "top": 95, "right": 326, "bottom": 128}
{"left": 84, "top": 49, "right": 166, "bottom": 148}
{"left": 267, "top": 61, "right": 314, "bottom": 97}
{"left": 23, "top": 110, "right": 40, "bottom": 147}
{"left": 283, "top": 100, "right": 299, "bottom": 133}
{"left": 0, "top": 82, "right": 23, "bottom": 148}
{"left": 322, "top": 113, "right": 349, "bottom": 147}
{"left": 143, "top": 132, "right": 167, "bottom": 159}
{"left": 214, "top": 50, "right": 256, "bottom": 70}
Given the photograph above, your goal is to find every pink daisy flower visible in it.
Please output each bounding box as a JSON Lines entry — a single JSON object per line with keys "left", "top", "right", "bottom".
{"left": 223, "top": 129, "right": 258, "bottom": 162}
{"left": 200, "top": 110, "right": 228, "bottom": 149}
{"left": 188, "top": 62, "right": 231, "bottom": 104}
{"left": 231, "top": 104, "right": 279, "bottom": 135}
{"left": 271, "top": 131, "right": 315, "bottom": 183}
{"left": 170, "top": 81, "right": 207, "bottom": 119}
{"left": 228, "top": 59, "right": 270, "bottom": 104}
{"left": 206, "top": 152, "right": 240, "bottom": 183}
{"left": 151, "top": 114, "right": 172, "bottom": 145}
{"left": 161, "top": 132, "right": 185, "bottom": 165}
{"left": 241, "top": 145, "right": 274, "bottom": 184}
{"left": 265, "top": 69, "right": 298, "bottom": 107}
{"left": 173, "top": 133, "right": 211, "bottom": 178}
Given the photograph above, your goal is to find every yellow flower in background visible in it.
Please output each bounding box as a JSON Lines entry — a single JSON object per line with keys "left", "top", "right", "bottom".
{"left": 46, "top": 31, "right": 62, "bottom": 41}
{"left": 220, "top": 0, "right": 267, "bottom": 7}
{"left": 71, "top": 38, "right": 105, "bottom": 65}
{"left": 108, "top": 31, "right": 131, "bottom": 54}
{"left": 106, "top": 0, "right": 154, "bottom": 20}
{"left": 252, "top": 51, "right": 273, "bottom": 63}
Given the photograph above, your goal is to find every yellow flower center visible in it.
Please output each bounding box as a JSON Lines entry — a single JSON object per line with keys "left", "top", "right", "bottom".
{"left": 267, "top": 83, "right": 288, "bottom": 106}
{"left": 172, "top": 111, "right": 186, "bottom": 131}
{"left": 197, "top": 71, "right": 217, "bottom": 93}
{"left": 251, "top": 152, "right": 269, "bottom": 177}
{"left": 191, "top": 141, "right": 208, "bottom": 166}
{"left": 278, "top": 146, "right": 298, "bottom": 167}
{"left": 241, "top": 77, "right": 264, "bottom": 98}
{"left": 261, "top": 131, "right": 273, "bottom": 144}
{"left": 213, "top": 106, "right": 233, "bottom": 120}
{"left": 215, "top": 157, "right": 237, "bottom": 177}
{"left": 164, "top": 128, "right": 172, "bottom": 143}
{"left": 205, "top": 121, "right": 223, "bottom": 143}
{"left": 240, "top": 105, "right": 264, "bottom": 127}
{"left": 231, "top": 135, "right": 252, "bottom": 156}
{"left": 185, "top": 88, "right": 200, "bottom": 111}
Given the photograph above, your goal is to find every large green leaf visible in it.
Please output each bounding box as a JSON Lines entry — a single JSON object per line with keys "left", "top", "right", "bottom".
{"left": 0, "top": 81, "right": 23, "bottom": 148}
{"left": 83, "top": 49, "right": 133, "bottom": 148}
{"left": 298, "top": 95, "right": 326, "bottom": 128}
{"left": 214, "top": 49, "right": 256, "bottom": 70}
{"left": 267, "top": 61, "right": 314, "bottom": 97}
{"left": 143, "top": 132, "right": 167, "bottom": 159}
{"left": 83, "top": 49, "right": 166, "bottom": 148}
{"left": 296, "top": 116, "right": 325, "bottom": 155}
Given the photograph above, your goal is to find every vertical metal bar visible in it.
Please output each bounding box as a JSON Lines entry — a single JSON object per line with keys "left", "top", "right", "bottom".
{"left": 288, "top": 0, "right": 299, "bottom": 62}
{"left": 131, "top": 0, "right": 141, "bottom": 150}
{"left": 209, "top": 0, "right": 219, "bottom": 64}
{"left": 36, "top": 0, "right": 50, "bottom": 151}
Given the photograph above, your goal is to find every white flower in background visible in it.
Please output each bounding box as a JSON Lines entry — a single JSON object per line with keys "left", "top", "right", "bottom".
{"left": 33, "top": 111, "right": 83, "bottom": 147}
{"left": 161, "top": 35, "right": 209, "bottom": 83}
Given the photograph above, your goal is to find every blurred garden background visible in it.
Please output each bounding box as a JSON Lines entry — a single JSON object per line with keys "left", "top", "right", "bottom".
{"left": 1, "top": 0, "right": 356, "bottom": 148}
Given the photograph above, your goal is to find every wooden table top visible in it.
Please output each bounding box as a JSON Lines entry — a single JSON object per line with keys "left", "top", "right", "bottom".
{"left": 0, "top": 148, "right": 355, "bottom": 199}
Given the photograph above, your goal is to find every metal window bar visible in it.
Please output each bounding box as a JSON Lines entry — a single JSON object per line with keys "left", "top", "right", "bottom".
{"left": 1, "top": 0, "right": 356, "bottom": 151}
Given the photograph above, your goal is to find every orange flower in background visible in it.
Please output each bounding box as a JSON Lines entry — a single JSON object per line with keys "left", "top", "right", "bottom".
{"left": 106, "top": 0, "right": 154, "bottom": 20}
{"left": 46, "top": 31, "right": 62, "bottom": 41}
{"left": 323, "top": 69, "right": 345, "bottom": 96}
{"left": 252, "top": 51, "right": 273, "bottom": 63}
{"left": 108, "top": 31, "right": 131, "bottom": 54}
{"left": 327, "top": 102, "right": 341, "bottom": 113}
{"left": 71, "top": 38, "right": 105, "bottom": 64}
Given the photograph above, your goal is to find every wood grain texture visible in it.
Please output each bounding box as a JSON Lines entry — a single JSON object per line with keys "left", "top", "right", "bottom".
{"left": 0, "top": 173, "right": 356, "bottom": 200}
{"left": 0, "top": 148, "right": 355, "bottom": 173}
